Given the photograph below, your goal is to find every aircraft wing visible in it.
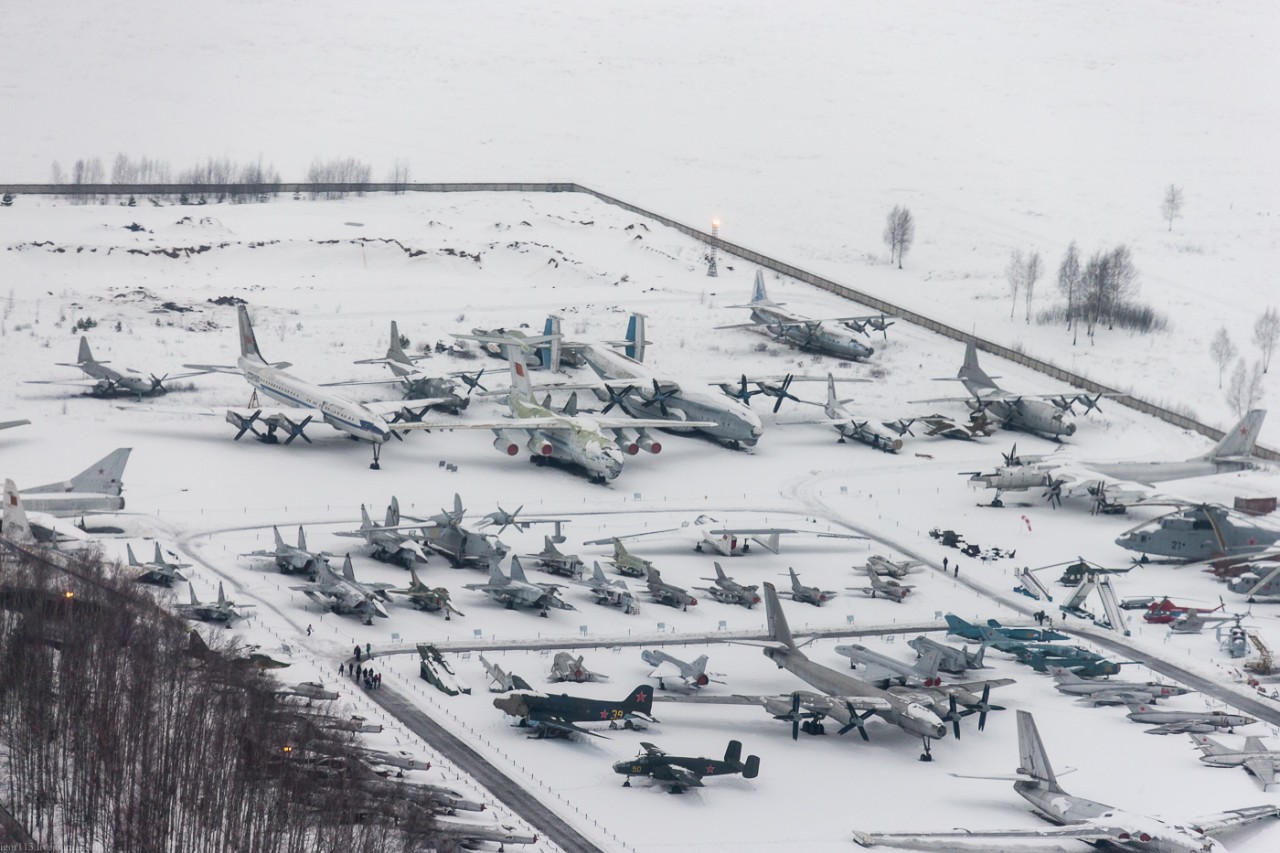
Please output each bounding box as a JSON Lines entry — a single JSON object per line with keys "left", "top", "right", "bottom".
{"left": 1243, "top": 757, "right": 1278, "bottom": 787}
{"left": 364, "top": 397, "right": 454, "bottom": 416}
{"left": 1187, "top": 805, "right": 1280, "bottom": 833}
{"left": 844, "top": 658, "right": 904, "bottom": 685}
{"left": 529, "top": 715, "right": 608, "bottom": 738}
{"left": 852, "top": 824, "right": 1127, "bottom": 848}
{"left": 647, "top": 661, "right": 686, "bottom": 680}
{"left": 583, "top": 527, "right": 693, "bottom": 545}
{"left": 665, "top": 764, "right": 704, "bottom": 788}
{"left": 708, "top": 527, "right": 867, "bottom": 541}
{"left": 0, "top": 419, "right": 30, "bottom": 431}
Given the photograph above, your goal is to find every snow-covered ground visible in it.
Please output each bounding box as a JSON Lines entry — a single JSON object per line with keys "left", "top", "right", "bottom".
{"left": 2, "top": 193, "right": 1279, "bottom": 850}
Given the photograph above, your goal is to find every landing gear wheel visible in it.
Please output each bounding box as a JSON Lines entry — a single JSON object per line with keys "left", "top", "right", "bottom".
{"left": 370, "top": 443, "right": 382, "bottom": 470}
{"left": 919, "top": 739, "right": 933, "bottom": 762}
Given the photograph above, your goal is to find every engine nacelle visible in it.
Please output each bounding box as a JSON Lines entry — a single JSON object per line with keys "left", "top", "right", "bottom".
{"left": 615, "top": 434, "right": 641, "bottom": 455}
{"left": 527, "top": 435, "right": 553, "bottom": 457}
{"left": 636, "top": 434, "right": 661, "bottom": 454}
{"left": 493, "top": 435, "right": 520, "bottom": 456}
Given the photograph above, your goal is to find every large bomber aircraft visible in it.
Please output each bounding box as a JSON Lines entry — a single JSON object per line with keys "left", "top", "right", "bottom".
{"left": 186, "top": 305, "right": 446, "bottom": 468}
{"left": 717, "top": 270, "right": 887, "bottom": 362}
{"left": 29, "top": 337, "right": 208, "bottom": 400}
{"left": 852, "top": 710, "right": 1280, "bottom": 850}
{"left": 17, "top": 448, "right": 131, "bottom": 516}
{"left": 2, "top": 478, "right": 89, "bottom": 545}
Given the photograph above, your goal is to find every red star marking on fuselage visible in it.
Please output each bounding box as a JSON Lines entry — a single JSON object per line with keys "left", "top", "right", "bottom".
{"left": 705, "top": 763, "right": 716, "bottom": 774}
{"left": 634, "top": 690, "right": 648, "bottom": 702}
{"left": 599, "top": 710, "right": 608, "bottom": 719}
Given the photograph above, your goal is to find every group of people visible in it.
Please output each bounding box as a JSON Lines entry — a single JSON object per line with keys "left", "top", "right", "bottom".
{"left": 339, "top": 660, "right": 382, "bottom": 690}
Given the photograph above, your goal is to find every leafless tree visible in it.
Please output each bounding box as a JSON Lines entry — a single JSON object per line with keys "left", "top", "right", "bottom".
{"left": 1023, "top": 251, "right": 1042, "bottom": 323}
{"left": 882, "top": 205, "right": 915, "bottom": 269}
{"left": 49, "top": 160, "right": 64, "bottom": 184}
{"left": 1226, "top": 358, "right": 1265, "bottom": 415}
{"left": 1254, "top": 307, "right": 1280, "bottom": 373}
{"left": 1161, "top": 184, "right": 1184, "bottom": 232}
{"left": 1005, "top": 249, "right": 1024, "bottom": 318}
{"left": 1057, "top": 241, "right": 1082, "bottom": 343}
{"left": 1210, "top": 326, "right": 1237, "bottom": 388}
{"left": 388, "top": 159, "right": 412, "bottom": 194}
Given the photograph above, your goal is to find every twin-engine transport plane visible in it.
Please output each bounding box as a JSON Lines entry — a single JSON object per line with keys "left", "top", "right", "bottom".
{"left": 186, "top": 305, "right": 446, "bottom": 468}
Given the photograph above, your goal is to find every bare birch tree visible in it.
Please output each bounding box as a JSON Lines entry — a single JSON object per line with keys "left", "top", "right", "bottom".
{"left": 1209, "top": 326, "right": 1237, "bottom": 388}
{"left": 1254, "top": 306, "right": 1280, "bottom": 373}
{"left": 1226, "top": 358, "right": 1265, "bottom": 415}
{"left": 883, "top": 205, "right": 915, "bottom": 269}
{"left": 1023, "top": 250, "right": 1042, "bottom": 323}
{"left": 1161, "top": 184, "right": 1184, "bottom": 232}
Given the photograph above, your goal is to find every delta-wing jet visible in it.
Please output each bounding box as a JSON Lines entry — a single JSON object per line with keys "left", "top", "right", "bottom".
{"left": 1126, "top": 703, "right": 1256, "bottom": 735}
{"left": 852, "top": 710, "right": 1280, "bottom": 849}
{"left": 907, "top": 635, "right": 988, "bottom": 674}
{"left": 1051, "top": 667, "right": 1190, "bottom": 705}
{"left": 30, "top": 336, "right": 208, "bottom": 400}
{"left": 126, "top": 542, "right": 190, "bottom": 586}
{"left": 242, "top": 525, "right": 334, "bottom": 577}
{"left": 717, "top": 270, "right": 886, "bottom": 361}
{"left": 605, "top": 537, "right": 654, "bottom": 578}
{"left": 291, "top": 555, "right": 395, "bottom": 624}
{"left": 586, "top": 514, "right": 863, "bottom": 557}
{"left": 641, "top": 650, "right": 719, "bottom": 692}
{"left": 185, "top": 305, "right": 447, "bottom": 468}
{"left": 464, "top": 556, "right": 575, "bottom": 616}
{"left": 17, "top": 448, "right": 131, "bottom": 516}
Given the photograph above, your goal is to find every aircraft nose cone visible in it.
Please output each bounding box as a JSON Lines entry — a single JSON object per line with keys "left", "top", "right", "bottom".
{"left": 1063, "top": 422, "right": 1077, "bottom": 436}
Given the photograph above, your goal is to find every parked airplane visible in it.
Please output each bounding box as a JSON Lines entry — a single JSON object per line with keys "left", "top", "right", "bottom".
{"left": 176, "top": 582, "right": 253, "bottom": 623}
{"left": 835, "top": 643, "right": 944, "bottom": 687}
{"left": 492, "top": 684, "right": 657, "bottom": 738}
{"left": 783, "top": 375, "right": 906, "bottom": 452}
{"left": 1126, "top": 703, "right": 1257, "bottom": 735}
{"left": 186, "top": 305, "right": 447, "bottom": 468}
{"left": 407, "top": 495, "right": 510, "bottom": 569}
{"left": 406, "top": 347, "right": 707, "bottom": 483}
{"left": 17, "top": 448, "right": 131, "bottom": 516}
{"left": 907, "top": 636, "right": 988, "bottom": 675}
{"left": 578, "top": 561, "right": 636, "bottom": 613}
{"left": 778, "top": 567, "right": 837, "bottom": 606}
{"left": 696, "top": 562, "right": 760, "bottom": 608}
{"left": 333, "top": 498, "right": 428, "bottom": 568}
{"left": 914, "top": 339, "right": 1092, "bottom": 440}
{"left": 2, "top": 478, "right": 89, "bottom": 545}
{"left": 525, "top": 536, "right": 584, "bottom": 578}
{"left": 458, "top": 314, "right": 583, "bottom": 369}
{"left": 126, "top": 542, "right": 190, "bottom": 586}
{"left": 479, "top": 654, "right": 531, "bottom": 693}
{"left": 464, "top": 556, "right": 575, "bottom": 616}
{"left": 335, "top": 320, "right": 485, "bottom": 413}
{"left": 849, "top": 567, "right": 914, "bottom": 602}
{"left": 968, "top": 410, "right": 1266, "bottom": 511}
{"left": 913, "top": 411, "right": 998, "bottom": 440}
{"left": 1191, "top": 734, "right": 1280, "bottom": 789}
{"left": 852, "top": 709, "right": 1280, "bottom": 850}
{"left": 1116, "top": 503, "right": 1280, "bottom": 563}
{"left": 717, "top": 270, "right": 884, "bottom": 361}
{"left": 944, "top": 614, "right": 1068, "bottom": 643}
{"left": 387, "top": 568, "right": 463, "bottom": 619}
{"left": 283, "top": 682, "right": 340, "bottom": 701}
{"left": 586, "top": 514, "right": 863, "bottom": 557}
{"left": 291, "top": 555, "right": 395, "bottom": 624}
{"left": 604, "top": 537, "right": 654, "bottom": 577}
{"left": 548, "top": 652, "right": 606, "bottom": 683}
{"left": 746, "top": 582, "right": 949, "bottom": 759}
{"left": 30, "top": 336, "right": 208, "bottom": 399}
{"left": 859, "top": 554, "right": 923, "bottom": 580}
{"left": 433, "top": 820, "right": 538, "bottom": 850}
{"left": 641, "top": 650, "right": 719, "bottom": 692}
{"left": 1050, "top": 668, "right": 1191, "bottom": 705}
{"left": 613, "top": 740, "right": 759, "bottom": 793}
{"left": 645, "top": 567, "right": 697, "bottom": 610}
{"left": 241, "top": 525, "right": 334, "bottom": 577}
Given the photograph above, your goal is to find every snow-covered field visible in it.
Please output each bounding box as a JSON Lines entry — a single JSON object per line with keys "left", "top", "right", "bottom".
{"left": 3, "top": 1, "right": 1280, "bottom": 849}
{"left": 2, "top": 193, "right": 1279, "bottom": 851}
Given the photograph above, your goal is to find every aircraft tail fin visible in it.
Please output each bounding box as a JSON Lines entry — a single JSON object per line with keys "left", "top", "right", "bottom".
{"left": 295, "top": 526, "right": 306, "bottom": 551}
{"left": 64, "top": 447, "right": 131, "bottom": 496}
{"left": 762, "top": 582, "right": 797, "bottom": 649}
{"left": 1190, "top": 734, "right": 1231, "bottom": 755}
{"left": 388, "top": 496, "right": 402, "bottom": 527}
{"left": 341, "top": 554, "right": 356, "bottom": 582}
{"left": 714, "top": 562, "right": 728, "bottom": 582}
{"left": 591, "top": 561, "right": 608, "bottom": 584}
{"left": 236, "top": 305, "right": 268, "bottom": 365}
{"left": 723, "top": 739, "right": 742, "bottom": 765}
{"left": 217, "top": 582, "right": 227, "bottom": 607}
{"left": 509, "top": 555, "right": 529, "bottom": 583}
{"left": 971, "top": 642, "right": 988, "bottom": 669}
{"left": 489, "top": 559, "right": 506, "bottom": 585}
{"left": 77, "top": 336, "right": 94, "bottom": 364}
{"left": 126, "top": 543, "right": 141, "bottom": 566}
{"left": 386, "top": 321, "right": 412, "bottom": 365}
{"left": 625, "top": 313, "right": 647, "bottom": 362}
{"left": 2, "top": 479, "right": 33, "bottom": 543}
{"left": 689, "top": 654, "right": 709, "bottom": 676}
{"left": 1205, "top": 409, "right": 1266, "bottom": 460}
{"left": 506, "top": 345, "right": 534, "bottom": 403}
{"left": 742, "top": 753, "right": 761, "bottom": 779}
{"left": 408, "top": 567, "right": 425, "bottom": 591}
{"left": 153, "top": 542, "right": 165, "bottom": 566}
{"left": 623, "top": 684, "right": 655, "bottom": 716}
{"left": 1016, "top": 711, "right": 1063, "bottom": 792}
{"left": 944, "top": 614, "right": 974, "bottom": 636}
{"left": 914, "top": 648, "right": 943, "bottom": 681}
{"left": 751, "top": 270, "right": 769, "bottom": 304}
{"left": 189, "top": 584, "right": 200, "bottom": 606}
{"left": 826, "top": 373, "right": 839, "bottom": 410}
{"left": 360, "top": 504, "right": 373, "bottom": 530}
{"left": 958, "top": 339, "right": 996, "bottom": 389}
{"left": 540, "top": 316, "right": 563, "bottom": 371}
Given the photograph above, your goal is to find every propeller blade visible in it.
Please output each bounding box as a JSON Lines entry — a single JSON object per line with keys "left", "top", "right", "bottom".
{"left": 283, "top": 416, "right": 313, "bottom": 446}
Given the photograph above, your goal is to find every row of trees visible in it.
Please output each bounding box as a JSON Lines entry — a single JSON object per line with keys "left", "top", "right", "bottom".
{"left": 0, "top": 544, "right": 440, "bottom": 851}
{"left": 1209, "top": 308, "right": 1278, "bottom": 414}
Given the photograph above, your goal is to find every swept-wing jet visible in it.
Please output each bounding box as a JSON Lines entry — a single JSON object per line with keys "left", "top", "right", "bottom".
{"left": 433, "top": 820, "right": 537, "bottom": 849}
{"left": 859, "top": 554, "right": 923, "bottom": 580}
{"left": 835, "top": 643, "right": 945, "bottom": 687}
{"left": 291, "top": 554, "right": 395, "bottom": 624}
{"left": 405, "top": 347, "right": 708, "bottom": 483}
{"left": 907, "top": 636, "right": 988, "bottom": 675}
{"left": 614, "top": 740, "right": 759, "bottom": 793}
{"left": 479, "top": 653, "right": 531, "bottom": 693}
{"left": 1116, "top": 503, "right": 1280, "bottom": 563}
{"left": 492, "top": 684, "right": 657, "bottom": 738}
{"left": 849, "top": 567, "right": 914, "bottom": 602}
{"left": 944, "top": 614, "right": 1068, "bottom": 643}
{"left": 717, "top": 270, "right": 884, "bottom": 361}
{"left": 852, "top": 709, "right": 1280, "bottom": 850}
{"left": 913, "top": 339, "right": 1097, "bottom": 440}
{"left": 126, "top": 542, "right": 190, "bottom": 586}
{"left": 604, "top": 537, "right": 654, "bottom": 577}
{"left": 913, "top": 411, "right": 998, "bottom": 440}
{"left": 778, "top": 567, "right": 836, "bottom": 606}
{"left": 645, "top": 567, "right": 697, "bottom": 610}
{"left": 745, "top": 582, "right": 950, "bottom": 759}
{"left": 548, "top": 652, "right": 606, "bottom": 683}
{"left": 579, "top": 561, "right": 637, "bottom": 613}
{"left": 176, "top": 582, "right": 253, "bottom": 623}
{"left": 970, "top": 410, "right": 1267, "bottom": 511}
{"left": 1050, "top": 667, "right": 1191, "bottom": 705}
{"left": 1191, "top": 734, "right": 1280, "bottom": 789}
{"left": 2, "top": 478, "right": 89, "bottom": 545}
{"left": 1126, "top": 703, "right": 1256, "bottom": 735}
{"left": 464, "top": 556, "right": 575, "bottom": 616}
{"left": 29, "top": 336, "right": 208, "bottom": 400}
{"left": 525, "top": 536, "right": 584, "bottom": 578}
{"left": 332, "top": 498, "right": 428, "bottom": 568}
{"left": 185, "top": 305, "right": 445, "bottom": 468}
{"left": 586, "top": 514, "right": 863, "bottom": 557}
{"left": 17, "top": 448, "right": 131, "bottom": 516}
{"left": 641, "top": 650, "right": 719, "bottom": 692}
{"left": 695, "top": 562, "right": 760, "bottom": 608}
{"left": 332, "top": 320, "right": 484, "bottom": 413}
{"left": 241, "top": 525, "right": 334, "bottom": 577}
{"left": 387, "top": 568, "right": 463, "bottom": 619}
